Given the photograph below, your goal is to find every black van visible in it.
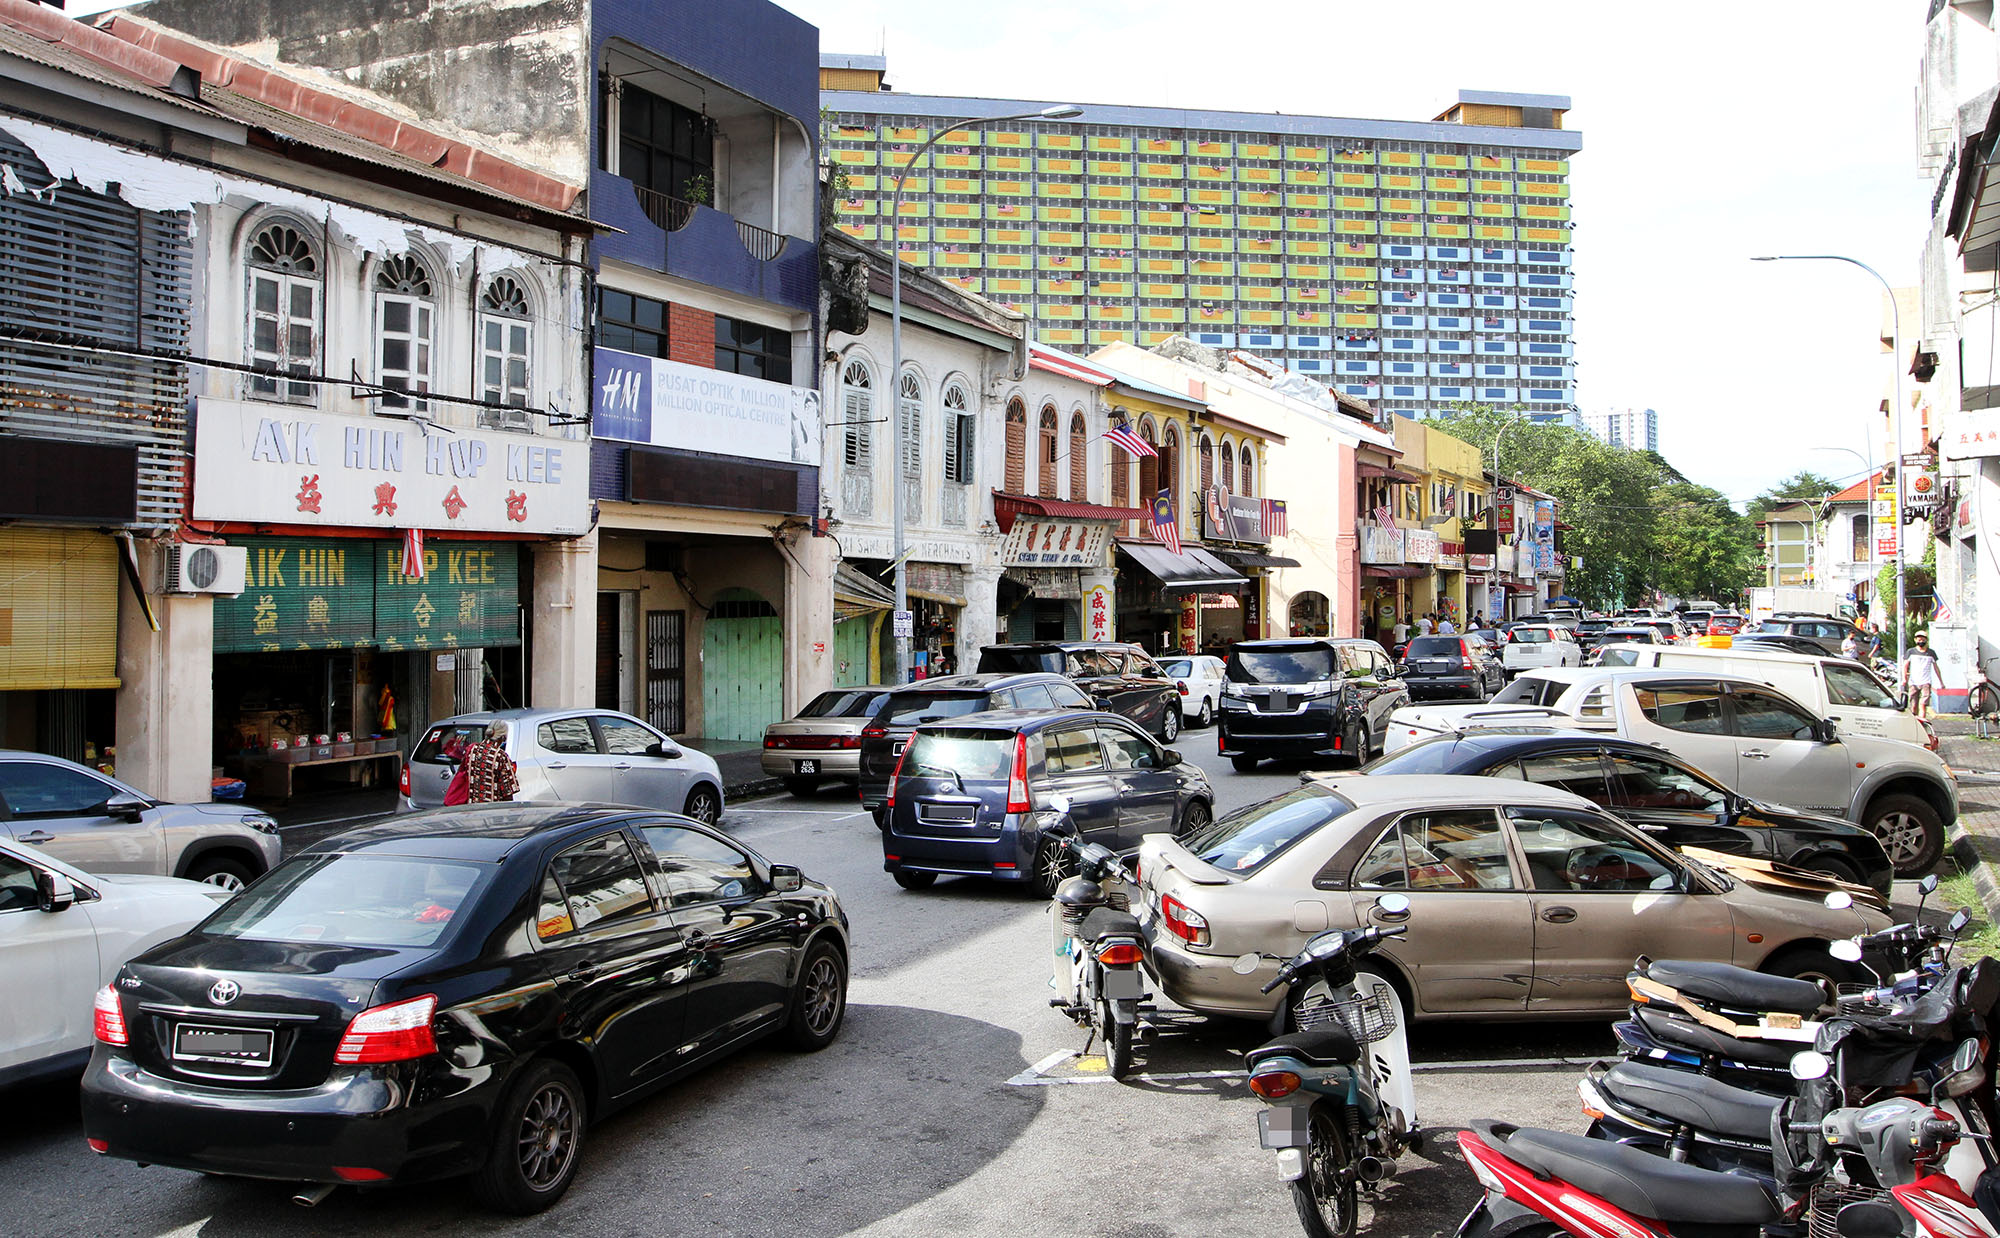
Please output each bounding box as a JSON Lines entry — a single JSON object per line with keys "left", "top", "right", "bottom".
{"left": 1215, "top": 638, "right": 1409, "bottom": 772}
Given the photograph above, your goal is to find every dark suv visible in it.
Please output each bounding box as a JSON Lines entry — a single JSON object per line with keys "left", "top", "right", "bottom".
{"left": 1399, "top": 634, "right": 1503, "bottom": 700}
{"left": 1216, "top": 637, "right": 1409, "bottom": 772}
{"left": 976, "top": 642, "right": 1185, "bottom": 742}
{"left": 1754, "top": 614, "right": 1866, "bottom": 656}
{"left": 857, "top": 673, "right": 1090, "bottom": 823}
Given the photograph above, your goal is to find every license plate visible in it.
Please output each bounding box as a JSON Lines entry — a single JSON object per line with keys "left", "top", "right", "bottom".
{"left": 1100, "top": 966, "right": 1145, "bottom": 1001}
{"left": 173, "top": 1022, "right": 274, "bottom": 1068}
{"left": 794, "top": 759, "right": 819, "bottom": 775}
{"left": 892, "top": 741, "right": 907, "bottom": 756}
{"left": 1258, "top": 1105, "right": 1311, "bottom": 1149}
{"left": 921, "top": 802, "right": 975, "bottom": 823}
{"left": 1264, "top": 693, "right": 1292, "bottom": 712}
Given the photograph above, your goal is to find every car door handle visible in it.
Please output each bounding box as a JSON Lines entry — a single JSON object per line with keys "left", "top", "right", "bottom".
{"left": 546, "top": 761, "right": 567, "bottom": 769}
{"left": 1634, "top": 823, "right": 1668, "bottom": 833}
{"left": 1742, "top": 749, "right": 1771, "bottom": 760}
{"left": 613, "top": 763, "right": 633, "bottom": 772}
{"left": 1541, "top": 906, "right": 1578, "bottom": 924}
{"left": 17, "top": 831, "right": 53, "bottom": 845}
{"left": 686, "top": 930, "right": 713, "bottom": 952}
{"left": 564, "top": 962, "right": 604, "bottom": 982}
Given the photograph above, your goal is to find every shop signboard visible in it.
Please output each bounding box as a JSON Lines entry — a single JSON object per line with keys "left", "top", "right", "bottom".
{"left": 1496, "top": 487, "right": 1515, "bottom": 536}
{"left": 1403, "top": 528, "right": 1440, "bottom": 564}
{"left": 1358, "top": 523, "right": 1405, "bottom": 564}
{"left": 1533, "top": 499, "right": 1555, "bottom": 543}
{"left": 1488, "top": 585, "right": 1507, "bottom": 617}
{"left": 1903, "top": 460, "right": 1943, "bottom": 521}
{"left": 592, "top": 347, "right": 821, "bottom": 467}
{"left": 1466, "top": 553, "right": 1495, "bottom": 571}
{"left": 192, "top": 399, "right": 591, "bottom": 536}
{"left": 1177, "top": 594, "right": 1198, "bottom": 653}
{"left": 1199, "top": 488, "right": 1274, "bottom": 545}
{"left": 1086, "top": 584, "right": 1112, "bottom": 640}
{"left": 1492, "top": 544, "right": 1514, "bottom": 573}
{"left": 214, "top": 537, "right": 519, "bottom": 653}
{"left": 1941, "top": 411, "right": 2000, "bottom": 460}
{"left": 1002, "top": 519, "right": 1110, "bottom": 567}
{"left": 1437, "top": 540, "right": 1465, "bottom": 570}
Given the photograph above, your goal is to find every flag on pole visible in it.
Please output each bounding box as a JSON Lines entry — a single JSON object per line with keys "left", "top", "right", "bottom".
{"left": 1935, "top": 597, "right": 1953, "bottom": 624}
{"left": 1104, "top": 420, "right": 1157, "bottom": 458}
{"left": 1374, "top": 503, "right": 1395, "bottom": 531}
{"left": 1262, "top": 499, "right": 1289, "bottom": 539}
{"left": 1152, "top": 488, "right": 1182, "bottom": 555}
{"left": 402, "top": 528, "right": 426, "bottom": 580}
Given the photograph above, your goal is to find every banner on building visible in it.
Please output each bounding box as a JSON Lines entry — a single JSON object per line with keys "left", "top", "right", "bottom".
{"left": 1001, "top": 519, "right": 1110, "bottom": 567}
{"left": 1358, "top": 524, "right": 1405, "bottom": 564}
{"left": 1199, "top": 487, "right": 1275, "bottom": 545}
{"left": 1941, "top": 411, "right": 2000, "bottom": 461}
{"left": 1403, "top": 528, "right": 1440, "bottom": 564}
{"left": 213, "top": 537, "right": 520, "bottom": 653}
{"left": 1496, "top": 487, "right": 1516, "bottom": 536}
{"left": 1533, "top": 499, "right": 1555, "bottom": 543}
{"left": 1086, "top": 584, "right": 1112, "bottom": 640}
{"left": 592, "top": 347, "right": 821, "bottom": 467}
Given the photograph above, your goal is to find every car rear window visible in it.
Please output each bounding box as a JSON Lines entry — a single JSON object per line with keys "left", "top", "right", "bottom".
{"left": 1182, "top": 787, "right": 1352, "bottom": 874}
{"left": 1513, "top": 628, "right": 1552, "bottom": 644}
{"left": 1162, "top": 659, "right": 1193, "bottom": 678}
{"left": 203, "top": 854, "right": 488, "bottom": 948}
{"left": 1227, "top": 647, "right": 1334, "bottom": 684}
{"left": 1405, "top": 637, "right": 1463, "bottom": 656}
{"left": 886, "top": 692, "right": 993, "bottom": 727}
{"left": 413, "top": 723, "right": 486, "bottom": 765}
{"left": 797, "top": 690, "right": 887, "bottom": 719}
{"left": 902, "top": 729, "right": 1016, "bottom": 782}
{"left": 1756, "top": 620, "right": 1788, "bottom": 634}
{"left": 976, "top": 648, "right": 1062, "bottom": 674}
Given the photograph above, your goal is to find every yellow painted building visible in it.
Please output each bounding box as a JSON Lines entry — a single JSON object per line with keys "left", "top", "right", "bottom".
{"left": 1389, "top": 419, "right": 1488, "bottom": 626}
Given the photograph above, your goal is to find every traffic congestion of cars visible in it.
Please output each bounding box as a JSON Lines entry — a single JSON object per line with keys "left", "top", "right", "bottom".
{"left": 7, "top": 620, "right": 1980, "bottom": 1229}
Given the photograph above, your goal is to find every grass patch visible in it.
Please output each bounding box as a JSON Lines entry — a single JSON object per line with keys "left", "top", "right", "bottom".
{"left": 1938, "top": 869, "right": 2000, "bottom": 960}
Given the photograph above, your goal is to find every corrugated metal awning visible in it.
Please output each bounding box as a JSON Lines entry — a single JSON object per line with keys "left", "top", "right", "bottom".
{"left": 1116, "top": 541, "right": 1248, "bottom": 591}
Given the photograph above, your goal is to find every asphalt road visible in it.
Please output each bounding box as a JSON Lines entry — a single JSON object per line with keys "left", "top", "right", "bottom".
{"left": 0, "top": 733, "right": 1937, "bottom": 1238}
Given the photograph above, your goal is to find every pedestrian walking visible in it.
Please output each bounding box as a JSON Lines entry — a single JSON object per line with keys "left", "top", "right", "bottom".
{"left": 1840, "top": 630, "right": 1862, "bottom": 661}
{"left": 1866, "top": 622, "right": 1885, "bottom": 659}
{"left": 1902, "top": 633, "right": 1942, "bottom": 720}
{"left": 464, "top": 720, "right": 520, "bottom": 803}
{"left": 1391, "top": 615, "right": 1411, "bottom": 646}
{"left": 1416, "top": 614, "right": 1434, "bottom": 637}
{"left": 1438, "top": 614, "right": 1457, "bottom": 635}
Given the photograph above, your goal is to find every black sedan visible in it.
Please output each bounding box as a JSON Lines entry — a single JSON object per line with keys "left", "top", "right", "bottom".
{"left": 1399, "top": 634, "right": 1504, "bottom": 700}
{"left": 976, "top": 642, "right": 1185, "bottom": 741}
{"left": 81, "top": 804, "right": 850, "bottom": 1213}
{"left": 1361, "top": 729, "right": 1894, "bottom": 895}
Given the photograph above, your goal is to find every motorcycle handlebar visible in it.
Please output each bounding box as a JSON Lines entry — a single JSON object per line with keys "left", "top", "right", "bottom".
{"left": 1918, "top": 1117, "right": 1962, "bottom": 1147}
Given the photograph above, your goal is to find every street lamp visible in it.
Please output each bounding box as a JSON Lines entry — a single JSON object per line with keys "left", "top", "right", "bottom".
{"left": 1491, "top": 409, "right": 1527, "bottom": 480}
{"left": 1752, "top": 255, "right": 1907, "bottom": 664}
{"left": 887, "top": 103, "right": 1083, "bottom": 682}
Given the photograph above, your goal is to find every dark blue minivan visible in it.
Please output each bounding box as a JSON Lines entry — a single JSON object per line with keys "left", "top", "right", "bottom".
{"left": 881, "top": 710, "right": 1212, "bottom": 895}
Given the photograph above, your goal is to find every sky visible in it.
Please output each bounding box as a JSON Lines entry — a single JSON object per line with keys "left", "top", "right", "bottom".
{"left": 71, "top": 0, "right": 1933, "bottom": 505}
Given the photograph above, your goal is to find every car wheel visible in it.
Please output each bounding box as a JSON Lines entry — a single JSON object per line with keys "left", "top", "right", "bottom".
{"left": 1346, "top": 722, "right": 1370, "bottom": 767}
{"left": 186, "top": 855, "right": 255, "bottom": 893}
{"left": 1030, "top": 840, "right": 1071, "bottom": 898}
{"left": 1795, "top": 855, "right": 1862, "bottom": 887}
{"left": 1864, "top": 793, "right": 1944, "bottom": 876}
{"left": 1196, "top": 699, "right": 1213, "bottom": 728}
{"left": 782, "top": 777, "right": 818, "bottom": 797}
{"left": 892, "top": 870, "right": 936, "bottom": 891}
{"left": 783, "top": 940, "right": 848, "bottom": 1051}
{"left": 1176, "top": 799, "right": 1211, "bottom": 842}
{"left": 1762, "top": 942, "right": 1866, "bottom": 988}
{"left": 1231, "top": 754, "right": 1259, "bottom": 773}
{"left": 470, "top": 1058, "right": 585, "bottom": 1215}
{"left": 683, "top": 785, "right": 721, "bottom": 826}
{"left": 1159, "top": 704, "right": 1182, "bottom": 743}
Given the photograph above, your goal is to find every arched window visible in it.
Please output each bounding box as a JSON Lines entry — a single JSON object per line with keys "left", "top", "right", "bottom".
{"left": 374, "top": 253, "right": 435, "bottom": 410}
{"left": 841, "top": 359, "right": 873, "bottom": 469}
{"left": 1198, "top": 434, "right": 1215, "bottom": 492}
{"left": 898, "top": 370, "right": 922, "bottom": 478}
{"left": 1038, "top": 405, "right": 1059, "bottom": 496}
{"left": 1220, "top": 441, "right": 1235, "bottom": 493}
{"left": 1137, "top": 418, "right": 1160, "bottom": 507}
{"left": 1068, "top": 413, "right": 1088, "bottom": 501}
{"left": 1004, "top": 399, "right": 1027, "bottom": 492}
{"left": 246, "top": 218, "right": 321, "bottom": 403}
{"left": 1240, "top": 448, "right": 1255, "bottom": 497}
{"left": 941, "top": 382, "right": 972, "bottom": 485}
{"left": 1160, "top": 423, "right": 1181, "bottom": 506}
{"left": 479, "top": 274, "right": 533, "bottom": 408}
{"left": 1109, "top": 437, "right": 1130, "bottom": 507}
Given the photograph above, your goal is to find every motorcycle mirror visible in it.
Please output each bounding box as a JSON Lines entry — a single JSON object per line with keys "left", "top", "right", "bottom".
{"left": 1950, "top": 909, "right": 1973, "bottom": 935}
{"left": 1231, "top": 953, "right": 1262, "bottom": 975}
{"left": 1829, "top": 939, "right": 1864, "bottom": 963}
{"left": 1047, "top": 794, "right": 1072, "bottom": 816}
{"left": 1833, "top": 1201, "right": 1903, "bottom": 1238}
{"left": 1375, "top": 893, "right": 1411, "bottom": 917}
{"left": 1823, "top": 891, "right": 1854, "bottom": 911}
{"left": 1789, "top": 1050, "right": 1832, "bottom": 1082}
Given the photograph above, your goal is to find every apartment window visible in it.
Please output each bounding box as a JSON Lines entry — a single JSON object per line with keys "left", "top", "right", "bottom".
{"left": 374, "top": 254, "right": 435, "bottom": 411}
{"left": 246, "top": 219, "right": 321, "bottom": 404}
{"left": 942, "top": 382, "right": 973, "bottom": 485}
{"left": 898, "top": 371, "right": 923, "bottom": 479}
{"left": 1068, "top": 412, "right": 1088, "bottom": 501}
{"left": 1221, "top": 441, "right": 1235, "bottom": 492}
{"left": 598, "top": 288, "right": 668, "bottom": 358}
{"left": 1005, "top": 399, "right": 1027, "bottom": 492}
{"left": 1109, "top": 436, "right": 1130, "bottom": 506}
{"left": 1038, "top": 405, "right": 1059, "bottom": 496}
{"left": 618, "top": 85, "right": 715, "bottom": 203}
{"left": 479, "top": 274, "right": 533, "bottom": 408}
{"left": 841, "top": 359, "right": 873, "bottom": 469}
{"left": 1137, "top": 418, "right": 1159, "bottom": 503}
{"left": 1240, "top": 448, "right": 1255, "bottom": 497}
{"left": 1198, "top": 434, "right": 1215, "bottom": 491}
{"left": 1851, "top": 514, "right": 1869, "bottom": 563}
{"left": 715, "top": 316, "right": 792, "bottom": 383}
{"left": 1160, "top": 423, "right": 1181, "bottom": 500}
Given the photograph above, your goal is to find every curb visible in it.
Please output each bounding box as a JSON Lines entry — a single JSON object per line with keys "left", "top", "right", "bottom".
{"left": 726, "top": 776, "right": 783, "bottom": 802}
{"left": 1950, "top": 819, "right": 2000, "bottom": 926}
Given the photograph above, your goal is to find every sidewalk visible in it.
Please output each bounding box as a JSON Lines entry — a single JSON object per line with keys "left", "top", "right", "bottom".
{"left": 1933, "top": 715, "right": 2000, "bottom": 920}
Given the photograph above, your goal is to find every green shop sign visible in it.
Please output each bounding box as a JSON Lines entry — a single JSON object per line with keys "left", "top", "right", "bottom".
{"left": 214, "top": 537, "right": 521, "bottom": 653}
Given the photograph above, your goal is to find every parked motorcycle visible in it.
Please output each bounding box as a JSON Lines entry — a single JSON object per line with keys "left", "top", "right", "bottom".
{"left": 1044, "top": 798, "right": 1151, "bottom": 1080}
{"left": 1240, "top": 893, "right": 1418, "bottom": 1238}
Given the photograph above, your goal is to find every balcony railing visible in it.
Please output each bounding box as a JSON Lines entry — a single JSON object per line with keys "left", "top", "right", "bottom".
{"left": 735, "top": 219, "right": 790, "bottom": 262}
{"left": 632, "top": 185, "right": 697, "bottom": 233}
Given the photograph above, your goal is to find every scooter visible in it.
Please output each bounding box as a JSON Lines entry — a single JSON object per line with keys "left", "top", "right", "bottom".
{"left": 1242, "top": 893, "right": 1419, "bottom": 1238}
{"left": 1044, "top": 799, "right": 1152, "bottom": 1080}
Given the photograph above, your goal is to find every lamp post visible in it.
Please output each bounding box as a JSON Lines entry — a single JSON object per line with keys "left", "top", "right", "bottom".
{"left": 886, "top": 103, "right": 1083, "bottom": 683}
{"left": 1491, "top": 409, "right": 1527, "bottom": 480}
{"left": 1752, "top": 255, "right": 1907, "bottom": 664}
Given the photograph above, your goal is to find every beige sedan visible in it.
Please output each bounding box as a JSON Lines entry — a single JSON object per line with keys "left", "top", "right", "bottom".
{"left": 1137, "top": 774, "right": 1891, "bottom": 1023}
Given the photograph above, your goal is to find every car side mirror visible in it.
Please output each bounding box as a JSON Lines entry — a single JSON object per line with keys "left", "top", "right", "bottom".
{"left": 1812, "top": 719, "right": 1837, "bottom": 744}
{"left": 647, "top": 742, "right": 679, "bottom": 759}
{"left": 104, "top": 794, "right": 148, "bottom": 823}
{"left": 37, "top": 869, "right": 76, "bottom": 913}
{"left": 1159, "top": 748, "right": 1183, "bottom": 768}
{"left": 768, "top": 863, "right": 805, "bottom": 894}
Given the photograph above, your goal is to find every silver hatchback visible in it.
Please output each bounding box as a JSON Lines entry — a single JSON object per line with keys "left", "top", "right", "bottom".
{"left": 403, "top": 708, "right": 727, "bottom": 824}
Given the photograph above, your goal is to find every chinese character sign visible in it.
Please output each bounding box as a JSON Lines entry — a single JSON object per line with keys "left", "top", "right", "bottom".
{"left": 213, "top": 537, "right": 519, "bottom": 653}
{"left": 1086, "top": 584, "right": 1113, "bottom": 641}
{"left": 1495, "top": 487, "right": 1515, "bottom": 536}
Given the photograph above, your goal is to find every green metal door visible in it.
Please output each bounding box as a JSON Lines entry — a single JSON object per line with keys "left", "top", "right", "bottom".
{"left": 834, "top": 615, "right": 873, "bottom": 688}
{"left": 700, "top": 589, "right": 782, "bottom": 741}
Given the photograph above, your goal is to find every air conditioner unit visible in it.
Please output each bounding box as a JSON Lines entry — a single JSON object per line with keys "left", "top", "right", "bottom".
{"left": 165, "top": 544, "right": 249, "bottom": 596}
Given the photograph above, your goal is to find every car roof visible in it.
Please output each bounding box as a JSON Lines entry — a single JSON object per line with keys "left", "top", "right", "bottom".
{"left": 305, "top": 803, "right": 659, "bottom": 861}
{"left": 910, "top": 708, "right": 1133, "bottom": 733}
{"left": 1235, "top": 637, "right": 1363, "bottom": 649}
{"left": 886, "top": 672, "right": 1069, "bottom": 695}
{"left": 1387, "top": 728, "right": 1697, "bottom": 764}
{"left": 426, "top": 707, "right": 622, "bottom": 728}
{"left": 983, "top": 641, "right": 1140, "bottom": 653}
{"left": 1511, "top": 666, "right": 1773, "bottom": 688}
{"left": 1301, "top": 772, "right": 1596, "bottom": 810}
{"left": 1641, "top": 645, "right": 1831, "bottom": 666}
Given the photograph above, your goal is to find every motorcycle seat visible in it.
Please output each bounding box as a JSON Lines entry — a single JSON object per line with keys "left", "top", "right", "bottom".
{"left": 1470, "top": 1121, "right": 1781, "bottom": 1225}
{"left": 1247, "top": 1026, "right": 1360, "bottom": 1068}
{"left": 1080, "top": 907, "right": 1143, "bottom": 943}
{"left": 1633, "top": 1006, "right": 1797, "bottom": 1067}
{"left": 1599, "top": 1061, "right": 1780, "bottom": 1143}
{"left": 1641, "top": 959, "right": 1825, "bottom": 1017}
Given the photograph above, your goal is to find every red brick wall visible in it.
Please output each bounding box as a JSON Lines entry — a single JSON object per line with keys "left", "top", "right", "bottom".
{"left": 668, "top": 303, "right": 715, "bottom": 369}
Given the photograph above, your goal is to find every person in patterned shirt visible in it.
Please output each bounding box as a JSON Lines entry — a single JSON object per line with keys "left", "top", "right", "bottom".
{"left": 465, "top": 721, "right": 520, "bottom": 803}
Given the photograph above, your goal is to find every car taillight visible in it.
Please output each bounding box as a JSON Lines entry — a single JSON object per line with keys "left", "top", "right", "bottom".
{"left": 1160, "top": 894, "right": 1209, "bottom": 946}
{"left": 1249, "top": 1069, "right": 1302, "bottom": 1099}
{"left": 862, "top": 724, "right": 886, "bottom": 741}
{"left": 1096, "top": 942, "right": 1145, "bottom": 967}
{"left": 93, "top": 984, "right": 128, "bottom": 1046}
{"left": 1177, "top": 682, "right": 1189, "bottom": 695}
{"left": 1460, "top": 639, "right": 1476, "bottom": 671}
{"left": 1006, "top": 733, "right": 1033, "bottom": 814}
{"left": 841, "top": 735, "right": 863, "bottom": 749}
{"left": 764, "top": 735, "right": 784, "bottom": 749}
{"left": 333, "top": 994, "right": 438, "bottom": 1064}
{"left": 887, "top": 744, "right": 909, "bottom": 809}
{"left": 398, "top": 762, "right": 411, "bottom": 797}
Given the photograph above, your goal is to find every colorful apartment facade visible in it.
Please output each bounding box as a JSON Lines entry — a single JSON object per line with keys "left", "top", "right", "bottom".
{"left": 820, "top": 66, "right": 1581, "bottom": 423}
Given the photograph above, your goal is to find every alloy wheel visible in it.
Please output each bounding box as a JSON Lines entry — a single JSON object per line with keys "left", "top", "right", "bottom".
{"left": 1161, "top": 707, "right": 1180, "bottom": 743}
{"left": 200, "top": 871, "right": 246, "bottom": 893}
{"left": 516, "top": 1083, "right": 579, "bottom": 1193}
{"left": 685, "top": 788, "right": 720, "bottom": 825}
{"left": 1873, "top": 811, "right": 1926, "bottom": 868}
{"left": 802, "top": 955, "right": 844, "bottom": 1036}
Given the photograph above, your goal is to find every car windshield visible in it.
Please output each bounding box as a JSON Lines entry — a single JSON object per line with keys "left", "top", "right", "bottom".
{"left": 1227, "top": 647, "right": 1335, "bottom": 684}
{"left": 975, "top": 648, "right": 1062, "bottom": 674}
{"left": 1182, "top": 787, "right": 1353, "bottom": 874}
{"left": 886, "top": 692, "right": 993, "bottom": 726}
{"left": 1491, "top": 676, "right": 1566, "bottom": 707}
{"left": 1406, "top": 637, "right": 1464, "bottom": 656}
{"left": 201, "top": 853, "right": 489, "bottom": 948}
{"left": 902, "top": 729, "right": 1016, "bottom": 782}
{"left": 1162, "top": 659, "right": 1193, "bottom": 678}
{"left": 1824, "top": 663, "right": 1899, "bottom": 709}
{"left": 797, "top": 690, "right": 886, "bottom": 719}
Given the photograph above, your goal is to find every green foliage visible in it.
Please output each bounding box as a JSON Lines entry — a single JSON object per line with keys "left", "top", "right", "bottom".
{"left": 1745, "top": 471, "right": 1839, "bottom": 525}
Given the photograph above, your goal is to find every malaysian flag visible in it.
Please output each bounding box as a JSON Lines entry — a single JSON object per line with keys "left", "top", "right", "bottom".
{"left": 1374, "top": 503, "right": 1395, "bottom": 531}
{"left": 1152, "top": 489, "right": 1181, "bottom": 555}
{"left": 1104, "top": 421, "right": 1157, "bottom": 458}
{"left": 1262, "top": 499, "right": 1289, "bottom": 539}
{"left": 1936, "top": 597, "right": 1954, "bottom": 624}
{"left": 402, "top": 528, "right": 426, "bottom": 580}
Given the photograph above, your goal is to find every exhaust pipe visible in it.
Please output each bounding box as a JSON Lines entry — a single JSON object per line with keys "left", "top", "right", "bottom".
{"left": 1356, "top": 1156, "right": 1398, "bottom": 1184}
{"left": 291, "top": 1184, "right": 337, "bottom": 1208}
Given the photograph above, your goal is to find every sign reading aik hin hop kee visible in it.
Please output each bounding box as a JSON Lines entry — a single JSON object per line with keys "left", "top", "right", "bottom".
{"left": 212, "top": 537, "right": 520, "bottom": 654}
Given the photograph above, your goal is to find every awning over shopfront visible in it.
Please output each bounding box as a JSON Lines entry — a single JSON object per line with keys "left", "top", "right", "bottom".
{"left": 1358, "top": 463, "right": 1423, "bottom": 484}
{"left": 992, "top": 491, "right": 1148, "bottom": 535}
{"left": 835, "top": 563, "right": 896, "bottom": 615}
{"left": 1501, "top": 581, "right": 1539, "bottom": 593}
{"left": 1116, "top": 541, "right": 1249, "bottom": 591}
{"left": 1210, "top": 547, "right": 1303, "bottom": 570}
{"left": 1362, "top": 565, "right": 1428, "bottom": 579}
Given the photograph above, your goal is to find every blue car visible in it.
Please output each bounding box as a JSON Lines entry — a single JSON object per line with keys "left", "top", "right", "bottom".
{"left": 882, "top": 710, "right": 1212, "bottom": 895}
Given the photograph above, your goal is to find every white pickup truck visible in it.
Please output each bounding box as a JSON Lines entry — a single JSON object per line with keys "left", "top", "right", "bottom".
{"left": 1501, "top": 623, "right": 1581, "bottom": 677}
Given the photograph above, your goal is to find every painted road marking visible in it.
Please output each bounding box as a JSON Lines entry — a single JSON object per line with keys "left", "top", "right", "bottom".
{"left": 726, "top": 807, "right": 868, "bottom": 817}
{"left": 1006, "top": 1050, "right": 1596, "bottom": 1087}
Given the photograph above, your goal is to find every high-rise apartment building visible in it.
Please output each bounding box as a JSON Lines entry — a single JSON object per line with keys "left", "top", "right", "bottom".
{"left": 821, "top": 67, "right": 1580, "bottom": 421}
{"left": 1583, "top": 407, "right": 1659, "bottom": 451}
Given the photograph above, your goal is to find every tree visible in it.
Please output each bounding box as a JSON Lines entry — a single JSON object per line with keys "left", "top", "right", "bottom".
{"left": 1745, "top": 470, "right": 1839, "bottom": 526}
{"left": 1650, "top": 482, "right": 1759, "bottom": 603}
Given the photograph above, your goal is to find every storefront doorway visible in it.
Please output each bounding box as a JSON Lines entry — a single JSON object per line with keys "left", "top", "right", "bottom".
{"left": 701, "top": 588, "right": 782, "bottom": 742}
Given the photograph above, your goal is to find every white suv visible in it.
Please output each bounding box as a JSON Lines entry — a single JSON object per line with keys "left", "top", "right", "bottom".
{"left": 1501, "top": 624, "right": 1582, "bottom": 676}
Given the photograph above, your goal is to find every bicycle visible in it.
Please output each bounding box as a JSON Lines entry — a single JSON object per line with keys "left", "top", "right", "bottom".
{"left": 1969, "top": 656, "right": 2000, "bottom": 738}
